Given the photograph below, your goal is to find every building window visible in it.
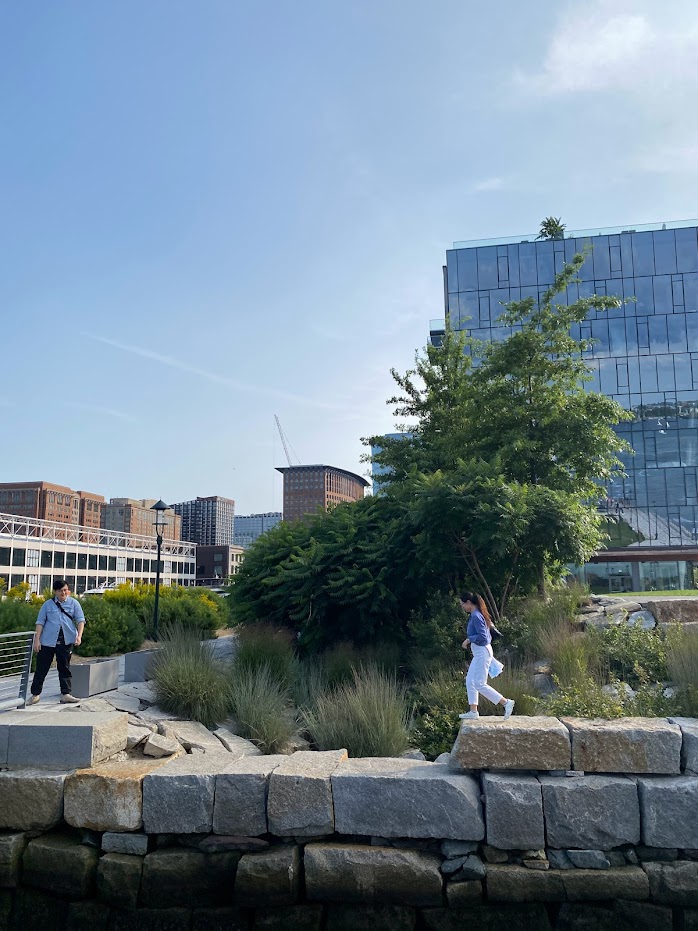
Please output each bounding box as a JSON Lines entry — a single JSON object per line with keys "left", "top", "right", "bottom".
{"left": 28, "top": 575, "right": 39, "bottom": 593}
{"left": 26, "top": 549, "right": 40, "bottom": 567}
{"left": 117, "top": 557, "right": 126, "bottom": 572}
{"left": 12, "top": 548, "right": 26, "bottom": 567}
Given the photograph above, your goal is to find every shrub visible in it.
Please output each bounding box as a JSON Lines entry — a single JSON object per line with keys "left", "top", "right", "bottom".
{"left": 536, "top": 676, "right": 625, "bottom": 718}
{"left": 592, "top": 622, "right": 668, "bottom": 685}
{"left": 411, "top": 665, "right": 463, "bottom": 759}
{"left": 235, "top": 623, "right": 298, "bottom": 688}
{"left": 150, "top": 623, "right": 230, "bottom": 726}
{"left": 229, "top": 662, "right": 299, "bottom": 753}
{"left": 477, "top": 661, "right": 538, "bottom": 717}
{"left": 411, "top": 709, "right": 460, "bottom": 760}
{"left": 666, "top": 625, "right": 698, "bottom": 689}
{"left": 78, "top": 598, "right": 145, "bottom": 656}
{"left": 0, "top": 599, "right": 40, "bottom": 635}
{"left": 500, "top": 584, "right": 588, "bottom": 659}
{"left": 102, "top": 584, "right": 228, "bottom": 640}
{"left": 303, "top": 664, "right": 412, "bottom": 757}
{"left": 406, "top": 592, "right": 465, "bottom": 675}
{"left": 534, "top": 615, "right": 603, "bottom": 687}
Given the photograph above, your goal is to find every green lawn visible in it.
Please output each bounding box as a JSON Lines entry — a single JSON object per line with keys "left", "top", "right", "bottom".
{"left": 612, "top": 589, "right": 698, "bottom": 598}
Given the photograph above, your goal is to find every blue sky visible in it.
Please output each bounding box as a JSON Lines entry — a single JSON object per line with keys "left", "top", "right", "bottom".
{"left": 2, "top": 0, "right": 698, "bottom": 514}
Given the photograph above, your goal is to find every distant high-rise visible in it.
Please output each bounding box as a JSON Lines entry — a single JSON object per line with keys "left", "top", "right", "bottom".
{"left": 233, "top": 512, "right": 282, "bottom": 548}
{"left": 173, "top": 496, "right": 235, "bottom": 546}
{"left": 276, "top": 465, "right": 368, "bottom": 523}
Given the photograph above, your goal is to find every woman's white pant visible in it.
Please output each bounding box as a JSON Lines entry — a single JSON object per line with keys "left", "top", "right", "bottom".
{"left": 466, "top": 644, "right": 504, "bottom": 706}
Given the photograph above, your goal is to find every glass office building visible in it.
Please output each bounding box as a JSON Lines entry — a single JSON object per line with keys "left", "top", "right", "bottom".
{"left": 443, "top": 220, "right": 698, "bottom": 591}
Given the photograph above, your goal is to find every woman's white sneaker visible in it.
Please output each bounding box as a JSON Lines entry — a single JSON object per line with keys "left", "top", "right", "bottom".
{"left": 503, "top": 699, "right": 515, "bottom": 719}
{"left": 459, "top": 711, "right": 480, "bottom": 720}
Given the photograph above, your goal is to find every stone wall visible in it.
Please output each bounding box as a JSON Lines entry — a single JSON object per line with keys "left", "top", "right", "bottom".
{"left": 1, "top": 717, "right": 698, "bottom": 929}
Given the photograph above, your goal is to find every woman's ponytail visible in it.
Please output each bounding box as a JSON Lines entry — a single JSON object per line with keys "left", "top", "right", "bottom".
{"left": 459, "top": 591, "right": 492, "bottom": 628}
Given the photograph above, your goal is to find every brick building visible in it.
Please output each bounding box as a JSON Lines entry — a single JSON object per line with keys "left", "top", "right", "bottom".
{"left": 102, "top": 499, "right": 181, "bottom": 541}
{"left": 0, "top": 482, "right": 104, "bottom": 526}
{"left": 276, "top": 465, "right": 368, "bottom": 524}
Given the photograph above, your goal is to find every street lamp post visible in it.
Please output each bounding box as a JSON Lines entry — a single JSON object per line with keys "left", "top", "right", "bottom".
{"left": 151, "top": 500, "right": 171, "bottom": 641}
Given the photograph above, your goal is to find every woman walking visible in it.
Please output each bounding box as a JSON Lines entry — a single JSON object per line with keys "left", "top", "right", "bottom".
{"left": 459, "top": 592, "right": 514, "bottom": 720}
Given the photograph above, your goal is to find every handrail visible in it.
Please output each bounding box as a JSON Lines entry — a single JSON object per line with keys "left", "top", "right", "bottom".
{"left": 0, "top": 630, "right": 34, "bottom": 712}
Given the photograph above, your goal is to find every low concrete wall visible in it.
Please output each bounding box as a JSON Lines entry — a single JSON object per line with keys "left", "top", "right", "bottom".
{"left": 1, "top": 716, "right": 698, "bottom": 929}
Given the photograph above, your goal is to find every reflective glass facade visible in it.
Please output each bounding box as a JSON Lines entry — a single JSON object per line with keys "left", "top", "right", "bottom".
{"left": 445, "top": 224, "right": 698, "bottom": 551}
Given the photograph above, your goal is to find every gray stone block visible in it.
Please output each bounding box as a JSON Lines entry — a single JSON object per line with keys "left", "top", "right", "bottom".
{"left": 6, "top": 711, "right": 127, "bottom": 770}
{"left": 539, "top": 774, "right": 640, "bottom": 848}
{"left": 12, "top": 889, "right": 69, "bottom": 930}
{"left": 96, "top": 852, "right": 143, "bottom": 908}
{"left": 0, "top": 831, "right": 28, "bottom": 887}
{"left": 451, "top": 716, "right": 571, "bottom": 771}
{"left": 562, "top": 866, "right": 649, "bottom": 901}
{"left": 191, "top": 906, "right": 251, "bottom": 931}
{"left": 445, "top": 881, "right": 482, "bottom": 906}
{"left": 613, "top": 900, "right": 673, "bottom": 931}
{"left": 213, "top": 755, "right": 286, "bottom": 836}
{"left": 486, "top": 864, "right": 565, "bottom": 902}
{"left": 22, "top": 834, "right": 99, "bottom": 897}
{"left": 331, "top": 759, "right": 484, "bottom": 840}
{"left": 110, "top": 907, "right": 192, "bottom": 931}
{"left": 564, "top": 717, "right": 682, "bottom": 774}
{"left": 71, "top": 658, "right": 120, "bottom": 698}
{"left": 304, "top": 843, "right": 443, "bottom": 907}
{"left": 139, "top": 848, "right": 238, "bottom": 908}
{"left": 566, "top": 850, "right": 610, "bottom": 869}
{"left": 268, "top": 749, "right": 347, "bottom": 837}
{"left": 483, "top": 773, "right": 544, "bottom": 850}
{"left": 643, "top": 860, "right": 698, "bottom": 905}
{"left": 235, "top": 845, "right": 300, "bottom": 906}
{"left": 422, "top": 904, "right": 551, "bottom": 931}
{"left": 158, "top": 720, "right": 224, "bottom": 752}
{"left": 102, "top": 832, "right": 149, "bottom": 855}
{"left": 325, "top": 904, "right": 417, "bottom": 930}
{"left": 143, "top": 751, "right": 235, "bottom": 834}
{"left": 0, "top": 711, "right": 30, "bottom": 767}
{"left": 65, "top": 900, "right": 111, "bottom": 931}
{"left": 670, "top": 718, "right": 698, "bottom": 775}
{"left": 212, "top": 727, "right": 262, "bottom": 756}
{"left": 637, "top": 776, "right": 698, "bottom": 848}
{"left": 0, "top": 768, "right": 69, "bottom": 830}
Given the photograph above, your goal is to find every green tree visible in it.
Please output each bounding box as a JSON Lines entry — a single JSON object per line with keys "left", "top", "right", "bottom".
{"left": 537, "top": 216, "right": 566, "bottom": 240}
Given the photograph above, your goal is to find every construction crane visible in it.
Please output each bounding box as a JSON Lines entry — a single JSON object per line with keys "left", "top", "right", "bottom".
{"left": 274, "top": 414, "right": 300, "bottom": 467}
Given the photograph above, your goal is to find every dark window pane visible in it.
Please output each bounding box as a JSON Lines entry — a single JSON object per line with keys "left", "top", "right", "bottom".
{"left": 66, "top": 552, "right": 76, "bottom": 570}
{"left": 78, "top": 553, "right": 87, "bottom": 570}
{"left": 668, "top": 316, "right": 688, "bottom": 353}
{"left": 507, "top": 244, "right": 520, "bottom": 286}
{"left": 653, "top": 230, "right": 677, "bottom": 275}
{"left": 12, "top": 548, "right": 25, "bottom": 566}
{"left": 447, "top": 251, "right": 458, "bottom": 292}
{"left": 635, "top": 277, "right": 654, "bottom": 315}
{"left": 54, "top": 552, "right": 64, "bottom": 569}
{"left": 685, "top": 274, "right": 698, "bottom": 312}
{"left": 457, "top": 249, "right": 478, "bottom": 291}
{"left": 676, "top": 229, "right": 698, "bottom": 273}
{"left": 98, "top": 555, "right": 107, "bottom": 571}
{"left": 653, "top": 275, "right": 673, "bottom": 312}
{"left": 0, "top": 547, "right": 11, "bottom": 566}
{"left": 592, "top": 237, "right": 611, "bottom": 278}
{"left": 632, "top": 232, "right": 655, "bottom": 276}
{"left": 476, "top": 247, "right": 498, "bottom": 290}
{"left": 657, "top": 356, "right": 676, "bottom": 391}
{"left": 41, "top": 551, "right": 52, "bottom": 568}
{"left": 649, "top": 317, "right": 668, "bottom": 353}
{"left": 88, "top": 554, "right": 97, "bottom": 570}
{"left": 518, "top": 243, "right": 537, "bottom": 286}
{"left": 108, "top": 557, "right": 117, "bottom": 571}
{"left": 536, "top": 241, "right": 555, "bottom": 285}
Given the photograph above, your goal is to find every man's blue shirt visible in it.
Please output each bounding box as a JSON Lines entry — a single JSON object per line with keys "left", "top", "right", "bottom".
{"left": 36, "top": 597, "right": 85, "bottom": 647}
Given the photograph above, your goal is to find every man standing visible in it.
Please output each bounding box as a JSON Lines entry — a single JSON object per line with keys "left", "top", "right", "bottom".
{"left": 28, "top": 579, "right": 85, "bottom": 705}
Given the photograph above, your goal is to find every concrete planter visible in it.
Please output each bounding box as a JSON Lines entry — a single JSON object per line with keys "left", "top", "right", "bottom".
{"left": 123, "top": 650, "right": 158, "bottom": 683}
{"left": 71, "top": 659, "right": 120, "bottom": 698}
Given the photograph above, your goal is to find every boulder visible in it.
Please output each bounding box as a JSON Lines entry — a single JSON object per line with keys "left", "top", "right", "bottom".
{"left": 213, "top": 755, "right": 287, "bottom": 836}
{"left": 142, "top": 733, "right": 182, "bottom": 758}
{"left": 564, "top": 717, "right": 682, "bottom": 774}
{"left": 562, "top": 866, "right": 649, "bottom": 901}
{"left": 539, "top": 774, "right": 640, "bottom": 848}
{"left": 11, "top": 889, "right": 68, "bottom": 930}
{"left": 0, "top": 832, "right": 28, "bottom": 887}
{"left": 0, "top": 769, "right": 69, "bottom": 830}
{"left": 304, "top": 843, "right": 443, "bottom": 907}
{"left": 268, "top": 749, "right": 347, "bottom": 837}
{"left": 139, "top": 848, "right": 239, "bottom": 908}
{"left": 212, "top": 727, "right": 262, "bottom": 756}
{"left": 669, "top": 718, "right": 698, "bottom": 775}
{"left": 109, "top": 907, "right": 191, "bottom": 930}
{"left": 613, "top": 900, "right": 674, "bottom": 931}
{"left": 331, "top": 759, "right": 483, "bottom": 840}
{"left": 23, "top": 834, "right": 99, "bottom": 897}
{"left": 235, "top": 845, "right": 300, "bottom": 907}
{"left": 547, "top": 849, "right": 574, "bottom": 870}
{"left": 65, "top": 900, "right": 111, "bottom": 931}
{"left": 158, "top": 720, "right": 223, "bottom": 753}
{"left": 627, "top": 610, "right": 657, "bottom": 630}
{"left": 64, "top": 759, "right": 172, "bottom": 832}
{"left": 254, "top": 905, "right": 324, "bottom": 931}
{"left": 422, "top": 904, "right": 551, "bottom": 931}
{"left": 451, "top": 716, "right": 571, "bottom": 771}
{"left": 102, "top": 832, "right": 150, "bottom": 856}
{"left": 325, "top": 904, "right": 417, "bottom": 930}
{"left": 555, "top": 904, "right": 614, "bottom": 930}
{"left": 646, "top": 600, "right": 698, "bottom": 625}
{"left": 143, "top": 751, "right": 237, "bottom": 834}
{"left": 483, "top": 773, "right": 545, "bottom": 850}
{"left": 96, "top": 852, "right": 143, "bottom": 908}
{"left": 6, "top": 711, "right": 127, "bottom": 770}
{"left": 637, "top": 777, "right": 698, "bottom": 848}
{"left": 127, "top": 725, "right": 152, "bottom": 750}
{"left": 566, "top": 850, "right": 610, "bottom": 869}
{"left": 486, "top": 864, "right": 565, "bottom": 902}
{"left": 445, "top": 881, "right": 482, "bottom": 906}
{"left": 191, "top": 906, "right": 257, "bottom": 931}
{"left": 441, "top": 840, "right": 478, "bottom": 859}
{"left": 642, "top": 861, "right": 698, "bottom": 906}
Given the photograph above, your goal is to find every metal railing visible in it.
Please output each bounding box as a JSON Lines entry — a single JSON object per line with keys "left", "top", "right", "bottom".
{"left": 0, "top": 631, "right": 34, "bottom": 712}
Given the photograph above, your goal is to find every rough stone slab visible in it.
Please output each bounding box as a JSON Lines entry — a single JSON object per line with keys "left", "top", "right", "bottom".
{"left": 422, "top": 905, "right": 551, "bottom": 931}
{"left": 139, "top": 848, "right": 239, "bottom": 907}
{"left": 100, "top": 691, "right": 142, "bottom": 714}
{"left": 127, "top": 724, "right": 151, "bottom": 749}
{"left": 158, "top": 720, "right": 223, "bottom": 752}
{"left": 23, "top": 834, "right": 99, "bottom": 897}
{"left": 110, "top": 907, "right": 192, "bottom": 931}
{"left": 96, "top": 852, "right": 143, "bottom": 909}
{"left": 564, "top": 717, "right": 682, "bottom": 774}
{"left": 102, "top": 832, "right": 150, "bottom": 855}
{"left": 235, "top": 845, "right": 300, "bottom": 906}
{"left": 191, "top": 906, "right": 253, "bottom": 931}
{"left": 646, "top": 600, "right": 698, "bottom": 625}
{"left": 0, "top": 769, "right": 70, "bottom": 830}
{"left": 613, "top": 900, "right": 673, "bottom": 931}
{"left": 483, "top": 773, "right": 544, "bottom": 850}
{"left": 0, "top": 831, "right": 28, "bottom": 887}
{"left": 670, "top": 718, "right": 698, "bottom": 775}
{"left": 566, "top": 850, "right": 610, "bottom": 869}
{"left": 61, "top": 698, "right": 116, "bottom": 713}
{"left": 304, "top": 843, "right": 443, "bottom": 906}
{"left": 134, "top": 705, "right": 184, "bottom": 724}
{"left": 115, "top": 682, "right": 157, "bottom": 703}
{"left": 6, "top": 711, "right": 128, "bottom": 770}
{"left": 486, "top": 864, "right": 565, "bottom": 902}
{"left": 562, "top": 866, "right": 649, "bottom": 901}
{"left": 539, "top": 774, "right": 640, "bottom": 848}
{"left": 268, "top": 749, "right": 348, "bottom": 837}
{"left": 643, "top": 861, "right": 698, "bottom": 905}
{"left": 331, "top": 759, "right": 484, "bottom": 840}
{"left": 637, "top": 776, "right": 698, "bottom": 848}
{"left": 143, "top": 732, "right": 182, "bottom": 757}
{"left": 65, "top": 900, "right": 111, "bottom": 931}
{"left": 325, "top": 904, "right": 417, "bottom": 930}
{"left": 213, "top": 755, "right": 287, "bottom": 836}
{"left": 254, "top": 905, "right": 324, "bottom": 931}
{"left": 143, "top": 751, "right": 237, "bottom": 834}
{"left": 212, "top": 726, "right": 262, "bottom": 756}
{"left": 451, "top": 716, "right": 571, "bottom": 771}
{"left": 445, "top": 881, "right": 482, "bottom": 907}
{"left": 11, "top": 889, "right": 69, "bottom": 930}
{"left": 64, "top": 759, "right": 172, "bottom": 831}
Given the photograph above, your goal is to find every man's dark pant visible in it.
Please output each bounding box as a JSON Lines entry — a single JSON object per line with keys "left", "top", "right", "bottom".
{"left": 30, "top": 631, "right": 73, "bottom": 696}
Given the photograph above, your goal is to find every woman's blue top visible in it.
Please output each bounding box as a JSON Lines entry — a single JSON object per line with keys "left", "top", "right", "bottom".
{"left": 467, "top": 609, "right": 491, "bottom": 646}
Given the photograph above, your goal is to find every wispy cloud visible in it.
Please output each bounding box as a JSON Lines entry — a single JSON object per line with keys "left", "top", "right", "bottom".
{"left": 86, "top": 334, "right": 346, "bottom": 411}
{"left": 66, "top": 402, "right": 141, "bottom": 425}
{"left": 470, "top": 176, "right": 507, "bottom": 193}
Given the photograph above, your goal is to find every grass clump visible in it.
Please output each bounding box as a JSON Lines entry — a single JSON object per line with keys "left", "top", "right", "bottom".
{"left": 229, "top": 662, "right": 299, "bottom": 754}
{"left": 303, "top": 664, "right": 412, "bottom": 758}
{"left": 150, "top": 623, "right": 230, "bottom": 727}
{"left": 666, "top": 625, "right": 698, "bottom": 689}
{"left": 235, "top": 622, "right": 298, "bottom": 688}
